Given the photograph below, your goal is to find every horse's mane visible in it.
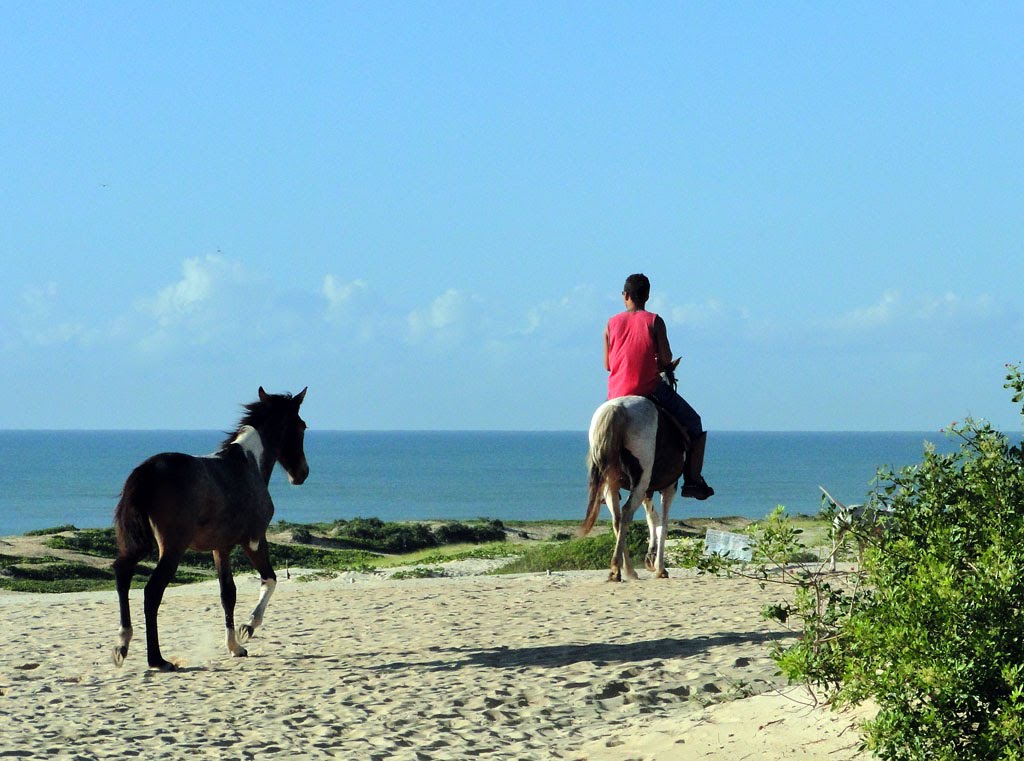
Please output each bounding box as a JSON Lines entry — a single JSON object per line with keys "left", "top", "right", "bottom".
{"left": 218, "top": 392, "right": 299, "bottom": 454}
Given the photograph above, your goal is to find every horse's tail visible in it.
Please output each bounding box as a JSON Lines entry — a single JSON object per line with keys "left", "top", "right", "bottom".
{"left": 582, "top": 403, "right": 628, "bottom": 535}
{"left": 113, "top": 463, "right": 157, "bottom": 560}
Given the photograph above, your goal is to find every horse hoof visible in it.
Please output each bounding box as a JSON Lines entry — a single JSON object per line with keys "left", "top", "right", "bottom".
{"left": 656, "top": 570, "right": 669, "bottom": 579}
{"left": 112, "top": 646, "right": 127, "bottom": 667}
{"left": 236, "top": 624, "right": 255, "bottom": 643}
{"left": 232, "top": 648, "right": 248, "bottom": 658}
{"left": 150, "top": 659, "right": 177, "bottom": 672}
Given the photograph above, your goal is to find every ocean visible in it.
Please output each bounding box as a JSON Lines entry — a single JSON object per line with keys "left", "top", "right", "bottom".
{"left": 0, "top": 430, "right": 974, "bottom": 537}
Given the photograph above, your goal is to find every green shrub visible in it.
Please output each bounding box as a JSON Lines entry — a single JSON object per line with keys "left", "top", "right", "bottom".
{"left": 328, "top": 517, "right": 438, "bottom": 552}
{"left": 43, "top": 528, "right": 118, "bottom": 557}
{"left": 434, "top": 519, "right": 506, "bottom": 544}
{"left": 391, "top": 566, "right": 446, "bottom": 580}
{"left": 768, "top": 365, "right": 1024, "bottom": 759}
{"left": 496, "top": 523, "right": 649, "bottom": 574}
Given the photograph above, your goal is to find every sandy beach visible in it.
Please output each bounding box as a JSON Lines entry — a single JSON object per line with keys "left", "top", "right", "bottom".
{"left": 0, "top": 564, "right": 871, "bottom": 760}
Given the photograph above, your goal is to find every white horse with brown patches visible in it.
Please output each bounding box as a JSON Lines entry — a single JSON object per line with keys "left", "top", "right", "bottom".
{"left": 582, "top": 362, "right": 689, "bottom": 581}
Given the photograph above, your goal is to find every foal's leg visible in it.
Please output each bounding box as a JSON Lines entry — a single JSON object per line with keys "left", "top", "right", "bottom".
{"left": 213, "top": 549, "right": 248, "bottom": 658}
{"left": 112, "top": 553, "right": 140, "bottom": 666}
{"left": 143, "top": 550, "right": 183, "bottom": 671}
{"left": 238, "top": 537, "right": 277, "bottom": 643}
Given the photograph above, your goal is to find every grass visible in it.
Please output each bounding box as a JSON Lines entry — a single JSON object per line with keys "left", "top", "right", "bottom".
{"left": 6, "top": 513, "right": 834, "bottom": 593}
{"left": 495, "top": 526, "right": 650, "bottom": 575}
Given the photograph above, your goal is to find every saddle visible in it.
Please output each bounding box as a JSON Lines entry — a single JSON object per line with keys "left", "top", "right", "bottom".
{"left": 643, "top": 395, "right": 692, "bottom": 450}
{"left": 643, "top": 395, "right": 691, "bottom": 493}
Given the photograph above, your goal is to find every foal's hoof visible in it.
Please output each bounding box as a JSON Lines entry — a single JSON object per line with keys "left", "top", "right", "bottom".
{"left": 112, "top": 646, "right": 128, "bottom": 667}
{"left": 231, "top": 648, "right": 249, "bottom": 658}
{"left": 149, "top": 659, "right": 177, "bottom": 672}
{"left": 644, "top": 553, "right": 657, "bottom": 572}
{"left": 236, "top": 624, "right": 255, "bottom": 643}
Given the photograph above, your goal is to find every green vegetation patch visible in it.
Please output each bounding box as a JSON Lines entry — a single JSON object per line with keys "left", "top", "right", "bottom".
{"left": 495, "top": 525, "right": 650, "bottom": 574}
{"left": 23, "top": 525, "right": 79, "bottom": 537}
{"left": 43, "top": 528, "right": 118, "bottom": 557}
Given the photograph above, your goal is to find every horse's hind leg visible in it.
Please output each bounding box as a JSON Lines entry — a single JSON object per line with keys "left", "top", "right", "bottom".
{"left": 112, "top": 554, "right": 139, "bottom": 666}
{"left": 143, "top": 550, "right": 183, "bottom": 671}
{"left": 213, "top": 549, "right": 248, "bottom": 658}
{"left": 619, "top": 508, "right": 640, "bottom": 581}
{"left": 613, "top": 490, "right": 641, "bottom": 582}
{"left": 642, "top": 496, "right": 659, "bottom": 573}
{"left": 604, "top": 486, "right": 625, "bottom": 582}
{"left": 238, "top": 537, "right": 277, "bottom": 643}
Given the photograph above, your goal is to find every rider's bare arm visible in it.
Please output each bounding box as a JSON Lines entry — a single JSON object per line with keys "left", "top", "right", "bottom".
{"left": 651, "top": 315, "right": 673, "bottom": 370}
{"left": 603, "top": 325, "right": 612, "bottom": 372}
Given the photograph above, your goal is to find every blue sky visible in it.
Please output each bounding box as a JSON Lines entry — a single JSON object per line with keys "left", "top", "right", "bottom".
{"left": 2, "top": 3, "right": 1022, "bottom": 431}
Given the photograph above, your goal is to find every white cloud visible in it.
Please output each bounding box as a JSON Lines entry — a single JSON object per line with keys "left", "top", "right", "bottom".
{"left": 134, "top": 255, "right": 257, "bottom": 353}
{"left": 16, "top": 282, "right": 90, "bottom": 346}
{"left": 514, "top": 285, "right": 602, "bottom": 339}
{"left": 824, "top": 290, "right": 1017, "bottom": 340}
{"left": 665, "top": 298, "right": 725, "bottom": 329}
{"left": 407, "top": 288, "right": 482, "bottom": 346}
{"left": 831, "top": 290, "right": 901, "bottom": 332}
{"left": 322, "top": 275, "right": 368, "bottom": 314}
{"left": 143, "top": 255, "right": 245, "bottom": 327}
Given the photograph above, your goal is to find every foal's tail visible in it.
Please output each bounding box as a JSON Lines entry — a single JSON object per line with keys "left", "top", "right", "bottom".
{"left": 113, "top": 464, "right": 157, "bottom": 560}
{"left": 582, "top": 403, "right": 628, "bottom": 535}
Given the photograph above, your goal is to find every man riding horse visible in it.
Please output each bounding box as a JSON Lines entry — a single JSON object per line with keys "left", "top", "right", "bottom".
{"left": 603, "top": 273, "right": 714, "bottom": 500}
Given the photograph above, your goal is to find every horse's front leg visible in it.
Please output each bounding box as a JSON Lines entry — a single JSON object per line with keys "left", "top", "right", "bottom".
{"left": 653, "top": 488, "right": 674, "bottom": 579}
{"left": 239, "top": 537, "right": 277, "bottom": 643}
{"left": 213, "top": 548, "right": 248, "bottom": 658}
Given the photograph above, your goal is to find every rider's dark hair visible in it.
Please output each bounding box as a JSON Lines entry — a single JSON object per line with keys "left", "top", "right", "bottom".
{"left": 623, "top": 273, "right": 650, "bottom": 307}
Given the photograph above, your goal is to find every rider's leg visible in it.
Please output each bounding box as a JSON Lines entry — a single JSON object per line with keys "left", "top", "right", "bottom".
{"left": 681, "top": 431, "right": 714, "bottom": 500}
{"left": 650, "top": 382, "right": 714, "bottom": 499}
{"left": 650, "top": 381, "right": 702, "bottom": 435}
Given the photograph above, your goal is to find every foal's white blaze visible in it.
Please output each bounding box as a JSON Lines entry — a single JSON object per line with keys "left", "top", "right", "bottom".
{"left": 233, "top": 425, "right": 264, "bottom": 476}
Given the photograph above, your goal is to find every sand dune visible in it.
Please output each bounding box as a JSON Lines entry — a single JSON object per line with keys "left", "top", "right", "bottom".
{"left": 0, "top": 567, "right": 870, "bottom": 759}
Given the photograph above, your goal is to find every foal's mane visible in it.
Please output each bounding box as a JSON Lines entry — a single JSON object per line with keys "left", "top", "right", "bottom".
{"left": 218, "top": 391, "right": 300, "bottom": 454}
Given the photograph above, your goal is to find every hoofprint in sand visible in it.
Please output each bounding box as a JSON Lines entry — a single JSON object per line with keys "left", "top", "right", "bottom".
{"left": 0, "top": 567, "right": 870, "bottom": 760}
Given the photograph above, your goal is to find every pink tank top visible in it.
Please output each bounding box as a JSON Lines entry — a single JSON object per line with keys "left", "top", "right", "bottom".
{"left": 606, "top": 310, "right": 660, "bottom": 399}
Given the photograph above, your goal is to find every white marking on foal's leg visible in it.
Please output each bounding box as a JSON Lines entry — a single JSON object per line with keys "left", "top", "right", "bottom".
{"left": 225, "top": 626, "right": 248, "bottom": 657}
{"left": 248, "top": 577, "right": 277, "bottom": 630}
{"left": 113, "top": 625, "right": 134, "bottom": 666}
